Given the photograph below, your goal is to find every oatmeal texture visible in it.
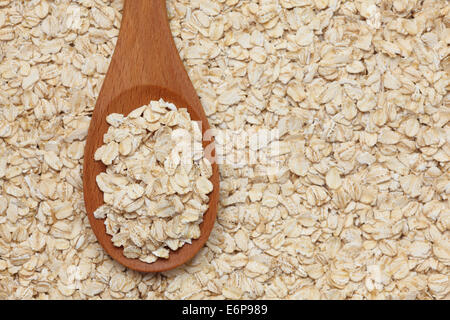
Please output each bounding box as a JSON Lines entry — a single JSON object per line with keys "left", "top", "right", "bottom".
{"left": 93, "top": 99, "right": 212, "bottom": 264}
{"left": 0, "top": 0, "right": 449, "bottom": 299}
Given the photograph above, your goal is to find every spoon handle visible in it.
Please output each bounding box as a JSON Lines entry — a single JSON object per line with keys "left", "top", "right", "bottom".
{"left": 103, "top": 0, "right": 194, "bottom": 96}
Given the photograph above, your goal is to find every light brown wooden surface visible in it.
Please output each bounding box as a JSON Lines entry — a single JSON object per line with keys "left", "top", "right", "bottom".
{"left": 83, "top": 0, "right": 219, "bottom": 273}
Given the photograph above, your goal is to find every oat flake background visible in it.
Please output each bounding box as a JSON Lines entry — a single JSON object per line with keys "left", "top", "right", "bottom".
{"left": 0, "top": 0, "right": 449, "bottom": 299}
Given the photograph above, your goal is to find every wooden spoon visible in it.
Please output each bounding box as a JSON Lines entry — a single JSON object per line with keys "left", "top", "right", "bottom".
{"left": 83, "top": 0, "right": 219, "bottom": 273}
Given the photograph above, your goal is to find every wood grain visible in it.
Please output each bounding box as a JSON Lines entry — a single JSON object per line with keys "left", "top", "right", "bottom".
{"left": 83, "top": 0, "right": 219, "bottom": 273}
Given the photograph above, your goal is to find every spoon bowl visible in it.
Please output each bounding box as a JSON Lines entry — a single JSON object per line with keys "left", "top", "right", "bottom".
{"left": 83, "top": 1, "right": 219, "bottom": 272}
